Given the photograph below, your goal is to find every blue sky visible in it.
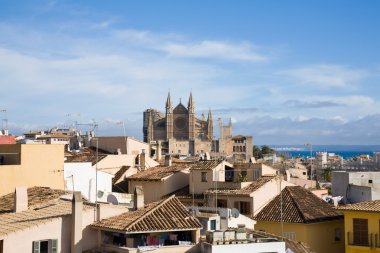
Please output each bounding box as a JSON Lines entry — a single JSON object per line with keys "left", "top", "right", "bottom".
{"left": 1, "top": 0, "right": 380, "bottom": 145}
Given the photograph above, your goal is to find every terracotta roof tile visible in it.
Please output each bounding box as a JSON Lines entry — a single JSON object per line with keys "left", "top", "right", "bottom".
{"left": 91, "top": 195, "right": 202, "bottom": 232}
{"left": 126, "top": 164, "right": 189, "bottom": 181}
{"left": 0, "top": 199, "right": 92, "bottom": 236}
{"left": 338, "top": 200, "right": 380, "bottom": 212}
{"left": 190, "top": 160, "right": 221, "bottom": 170}
{"left": 161, "top": 185, "right": 204, "bottom": 200}
{"left": 205, "top": 176, "right": 275, "bottom": 196}
{"left": 247, "top": 229, "right": 312, "bottom": 253}
{"left": 0, "top": 187, "right": 68, "bottom": 214}
{"left": 254, "top": 186, "right": 342, "bottom": 223}
{"left": 112, "top": 166, "right": 130, "bottom": 184}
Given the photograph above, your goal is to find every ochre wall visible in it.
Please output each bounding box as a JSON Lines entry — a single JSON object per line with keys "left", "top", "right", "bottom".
{"left": 344, "top": 210, "right": 380, "bottom": 253}
{"left": 255, "top": 220, "right": 345, "bottom": 253}
{"left": 0, "top": 144, "right": 65, "bottom": 195}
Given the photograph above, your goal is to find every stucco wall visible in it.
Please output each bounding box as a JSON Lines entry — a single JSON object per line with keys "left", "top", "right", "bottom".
{"left": 0, "top": 144, "right": 65, "bottom": 195}
{"left": 255, "top": 220, "right": 344, "bottom": 253}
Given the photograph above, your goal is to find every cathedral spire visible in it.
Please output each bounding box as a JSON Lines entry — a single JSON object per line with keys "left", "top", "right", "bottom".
{"left": 165, "top": 92, "right": 172, "bottom": 113}
{"left": 207, "top": 108, "right": 213, "bottom": 140}
{"left": 188, "top": 91, "right": 195, "bottom": 113}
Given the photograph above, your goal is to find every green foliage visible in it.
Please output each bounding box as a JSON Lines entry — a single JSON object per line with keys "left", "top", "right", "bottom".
{"left": 237, "top": 173, "right": 248, "bottom": 182}
{"left": 252, "top": 144, "right": 275, "bottom": 159}
{"left": 322, "top": 167, "right": 333, "bottom": 182}
{"left": 261, "top": 145, "right": 274, "bottom": 155}
{"left": 252, "top": 145, "right": 262, "bottom": 159}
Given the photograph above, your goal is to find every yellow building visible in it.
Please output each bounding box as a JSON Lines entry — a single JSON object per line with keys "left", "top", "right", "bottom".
{"left": 0, "top": 143, "right": 65, "bottom": 195}
{"left": 254, "top": 186, "right": 345, "bottom": 253}
{"left": 339, "top": 200, "right": 380, "bottom": 252}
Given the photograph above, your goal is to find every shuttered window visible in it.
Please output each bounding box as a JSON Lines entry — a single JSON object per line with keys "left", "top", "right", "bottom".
{"left": 353, "top": 218, "right": 368, "bottom": 246}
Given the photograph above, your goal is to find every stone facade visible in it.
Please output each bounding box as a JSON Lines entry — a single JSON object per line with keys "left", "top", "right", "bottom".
{"left": 143, "top": 92, "right": 214, "bottom": 156}
{"left": 143, "top": 93, "right": 253, "bottom": 161}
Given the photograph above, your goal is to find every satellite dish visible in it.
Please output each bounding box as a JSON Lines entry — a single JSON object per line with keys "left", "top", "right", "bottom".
{"left": 97, "top": 190, "right": 104, "bottom": 198}
{"left": 231, "top": 208, "right": 240, "bottom": 218}
{"left": 107, "top": 194, "right": 119, "bottom": 205}
{"left": 219, "top": 208, "right": 228, "bottom": 218}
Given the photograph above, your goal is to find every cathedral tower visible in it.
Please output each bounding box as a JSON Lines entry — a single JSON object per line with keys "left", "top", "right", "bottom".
{"left": 207, "top": 108, "right": 213, "bottom": 140}
{"left": 165, "top": 92, "right": 174, "bottom": 139}
{"left": 188, "top": 92, "right": 195, "bottom": 140}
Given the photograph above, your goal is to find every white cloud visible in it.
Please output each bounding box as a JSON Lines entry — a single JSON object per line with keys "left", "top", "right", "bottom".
{"left": 278, "top": 64, "right": 368, "bottom": 88}
{"left": 162, "top": 40, "right": 268, "bottom": 62}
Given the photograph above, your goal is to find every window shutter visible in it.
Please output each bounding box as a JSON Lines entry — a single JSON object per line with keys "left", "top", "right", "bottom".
{"left": 33, "top": 241, "right": 40, "bottom": 253}
{"left": 51, "top": 239, "right": 58, "bottom": 253}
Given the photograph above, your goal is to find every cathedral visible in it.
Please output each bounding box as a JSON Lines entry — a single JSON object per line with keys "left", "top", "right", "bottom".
{"left": 143, "top": 92, "right": 215, "bottom": 156}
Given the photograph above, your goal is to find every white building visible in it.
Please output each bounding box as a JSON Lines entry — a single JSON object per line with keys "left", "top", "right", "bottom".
{"left": 332, "top": 171, "right": 380, "bottom": 204}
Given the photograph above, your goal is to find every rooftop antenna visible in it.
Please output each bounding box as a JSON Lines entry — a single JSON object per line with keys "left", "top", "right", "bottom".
{"left": 0, "top": 109, "right": 8, "bottom": 132}
{"left": 76, "top": 120, "right": 99, "bottom": 221}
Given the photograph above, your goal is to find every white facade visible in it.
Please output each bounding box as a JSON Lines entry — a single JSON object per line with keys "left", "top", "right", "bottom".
{"left": 64, "top": 162, "right": 113, "bottom": 202}
{"left": 202, "top": 241, "right": 286, "bottom": 253}
{"left": 332, "top": 171, "right": 380, "bottom": 203}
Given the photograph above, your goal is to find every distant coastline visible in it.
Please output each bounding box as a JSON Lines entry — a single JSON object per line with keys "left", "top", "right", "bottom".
{"left": 265, "top": 145, "right": 380, "bottom": 159}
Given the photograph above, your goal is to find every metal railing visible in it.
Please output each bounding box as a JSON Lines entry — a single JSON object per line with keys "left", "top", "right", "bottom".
{"left": 347, "top": 232, "right": 378, "bottom": 247}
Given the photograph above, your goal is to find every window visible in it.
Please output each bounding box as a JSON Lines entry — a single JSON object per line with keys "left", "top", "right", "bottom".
{"left": 33, "top": 239, "right": 57, "bottom": 253}
{"left": 369, "top": 180, "right": 373, "bottom": 183}
{"left": 353, "top": 218, "right": 368, "bottom": 246}
{"left": 210, "top": 220, "right": 216, "bottom": 230}
{"left": 283, "top": 232, "right": 296, "bottom": 240}
{"left": 201, "top": 172, "right": 208, "bottom": 182}
{"left": 235, "top": 201, "right": 250, "bottom": 215}
{"left": 303, "top": 172, "right": 307, "bottom": 175}
{"left": 334, "top": 228, "right": 341, "bottom": 241}
{"left": 241, "top": 170, "right": 247, "bottom": 177}
{"left": 217, "top": 199, "right": 227, "bottom": 208}
{"left": 0, "top": 240, "right": 3, "bottom": 253}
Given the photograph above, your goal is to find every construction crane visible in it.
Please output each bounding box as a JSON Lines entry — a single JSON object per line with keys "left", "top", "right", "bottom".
{"left": 0, "top": 109, "right": 8, "bottom": 131}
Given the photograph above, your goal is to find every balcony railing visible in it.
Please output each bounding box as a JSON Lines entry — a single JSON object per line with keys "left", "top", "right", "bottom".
{"left": 347, "top": 232, "right": 380, "bottom": 248}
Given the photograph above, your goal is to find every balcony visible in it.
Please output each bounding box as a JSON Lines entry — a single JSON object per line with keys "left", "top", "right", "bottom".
{"left": 347, "top": 232, "right": 380, "bottom": 248}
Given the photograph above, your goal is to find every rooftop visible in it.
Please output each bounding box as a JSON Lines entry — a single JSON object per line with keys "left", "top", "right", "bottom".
{"left": 91, "top": 195, "right": 202, "bottom": 233}
{"left": 126, "top": 164, "right": 190, "bottom": 181}
{"left": 338, "top": 200, "right": 380, "bottom": 212}
{"left": 205, "top": 176, "right": 276, "bottom": 196}
{"left": 254, "top": 186, "right": 343, "bottom": 223}
{"left": 112, "top": 166, "right": 130, "bottom": 184}
{"left": 65, "top": 147, "right": 109, "bottom": 165}
{"left": 0, "top": 187, "right": 68, "bottom": 214}
{"left": 190, "top": 160, "right": 222, "bottom": 170}
{"left": 0, "top": 194, "right": 93, "bottom": 236}
{"left": 247, "top": 230, "right": 312, "bottom": 253}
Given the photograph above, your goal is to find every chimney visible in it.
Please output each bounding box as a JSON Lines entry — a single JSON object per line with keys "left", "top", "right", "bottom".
{"left": 71, "top": 191, "right": 82, "bottom": 253}
{"left": 133, "top": 186, "right": 144, "bottom": 210}
{"left": 156, "top": 141, "right": 162, "bottom": 161}
{"left": 140, "top": 149, "right": 146, "bottom": 170}
{"left": 165, "top": 154, "right": 172, "bottom": 166}
{"left": 14, "top": 187, "right": 28, "bottom": 213}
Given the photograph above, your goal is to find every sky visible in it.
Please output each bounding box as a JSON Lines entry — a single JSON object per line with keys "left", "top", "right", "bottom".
{"left": 1, "top": 0, "right": 380, "bottom": 145}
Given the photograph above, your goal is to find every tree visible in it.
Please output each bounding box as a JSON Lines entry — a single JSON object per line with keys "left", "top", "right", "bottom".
{"left": 252, "top": 145, "right": 262, "bottom": 159}
{"left": 261, "top": 145, "right": 274, "bottom": 155}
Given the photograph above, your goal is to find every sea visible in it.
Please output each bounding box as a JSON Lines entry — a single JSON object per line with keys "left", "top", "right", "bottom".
{"left": 268, "top": 145, "right": 380, "bottom": 159}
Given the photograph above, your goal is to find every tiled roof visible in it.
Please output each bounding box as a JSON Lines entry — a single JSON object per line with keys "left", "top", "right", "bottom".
{"left": 254, "top": 186, "right": 343, "bottom": 223}
{"left": 126, "top": 164, "right": 190, "bottom": 181}
{"left": 205, "top": 176, "right": 275, "bottom": 196}
{"left": 161, "top": 185, "right": 204, "bottom": 200}
{"left": 0, "top": 199, "right": 92, "bottom": 236}
{"left": 91, "top": 195, "right": 202, "bottom": 232}
{"left": 247, "top": 230, "right": 312, "bottom": 253}
{"left": 338, "top": 200, "right": 380, "bottom": 212}
{"left": 190, "top": 160, "right": 222, "bottom": 170}
{"left": 0, "top": 187, "right": 68, "bottom": 214}
{"left": 112, "top": 166, "right": 130, "bottom": 184}
{"left": 65, "top": 152, "right": 107, "bottom": 165}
